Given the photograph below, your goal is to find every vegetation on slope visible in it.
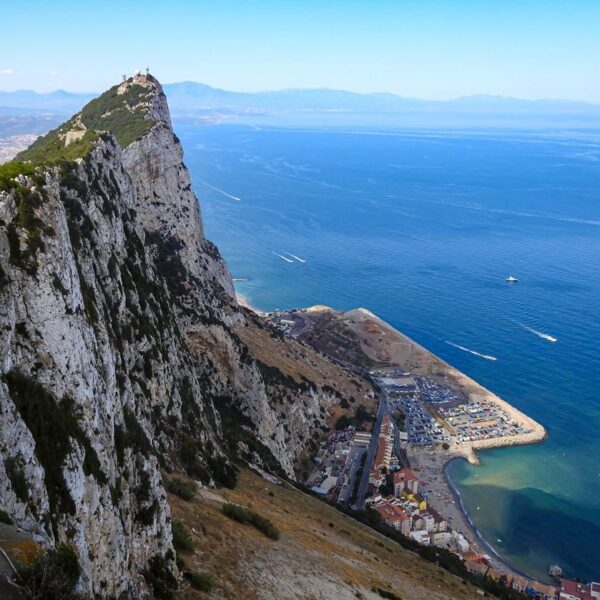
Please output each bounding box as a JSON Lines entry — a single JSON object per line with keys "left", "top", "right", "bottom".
{"left": 15, "top": 544, "right": 87, "bottom": 600}
{"left": 15, "top": 127, "right": 100, "bottom": 165}
{"left": 15, "top": 80, "right": 154, "bottom": 165}
{"left": 2, "top": 371, "right": 106, "bottom": 533}
{"left": 167, "top": 468, "right": 489, "bottom": 600}
{"left": 222, "top": 502, "right": 280, "bottom": 540}
{"left": 0, "top": 161, "right": 38, "bottom": 191}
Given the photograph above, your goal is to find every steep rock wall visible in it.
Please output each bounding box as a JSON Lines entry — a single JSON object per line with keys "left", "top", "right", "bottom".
{"left": 0, "top": 75, "right": 372, "bottom": 596}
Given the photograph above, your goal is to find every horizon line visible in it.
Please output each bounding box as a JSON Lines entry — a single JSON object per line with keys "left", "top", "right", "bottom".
{"left": 0, "top": 81, "right": 599, "bottom": 107}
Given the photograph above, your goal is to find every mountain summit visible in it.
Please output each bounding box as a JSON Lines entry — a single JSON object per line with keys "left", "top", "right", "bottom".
{"left": 0, "top": 74, "right": 372, "bottom": 596}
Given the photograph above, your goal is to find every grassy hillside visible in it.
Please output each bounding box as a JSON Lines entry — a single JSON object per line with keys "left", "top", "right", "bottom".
{"left": 15, "top": 79, "right": 155, "bottom": 165}
{"left": 168, "top": 468, "right": 489, "bottom": 600}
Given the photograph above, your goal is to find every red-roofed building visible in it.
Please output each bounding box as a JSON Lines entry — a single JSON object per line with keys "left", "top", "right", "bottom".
{"left": 560, "top": 579, "right": 596, "bottom": 600}
{"left": 373, "top": 501, "right": 411, "bottom": 536}
{"left": 369, "top": 415, "right": 395, "bottom": 486}
{"left": 393, "top": 467, "right": 419, "bottom": 495}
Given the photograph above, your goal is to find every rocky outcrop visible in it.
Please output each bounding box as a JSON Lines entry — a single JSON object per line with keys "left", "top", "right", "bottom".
{"left": 0, "top": 75, "right": 371, "bottom": 597}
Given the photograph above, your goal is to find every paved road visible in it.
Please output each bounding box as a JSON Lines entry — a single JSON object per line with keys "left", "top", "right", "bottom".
{"left": 290, "top": 313, "right": 312, "bottom": 338}
{"left": 353, "top": 391, "right": 387, "bottom": 510}
{"left": 337, "top": 446, "right": 366, "bottom": 506}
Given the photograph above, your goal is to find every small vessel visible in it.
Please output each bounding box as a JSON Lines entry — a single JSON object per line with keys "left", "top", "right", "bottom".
{"left": 506, "top": 275, "right": 518, "bottom": 283}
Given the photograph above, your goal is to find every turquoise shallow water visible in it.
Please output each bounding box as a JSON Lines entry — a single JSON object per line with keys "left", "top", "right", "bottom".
{"left": 175, "top": 122, "right": 600, "bottom": 581}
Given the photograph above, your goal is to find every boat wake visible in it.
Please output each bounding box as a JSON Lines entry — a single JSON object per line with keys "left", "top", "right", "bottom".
{"left": 284, "top": 252, "right": 306, "bottom": 263}
{"left": 198, "top": 178, "right": 241, "bottom": 201}
{"left": 445, "top": 341, "right": 497, "bottom": 361}
{"left": 272, "top": 251, "right": 294, "bottom": 263}
{"left": 518, "top": 323, "right": 558, "bottom": 343}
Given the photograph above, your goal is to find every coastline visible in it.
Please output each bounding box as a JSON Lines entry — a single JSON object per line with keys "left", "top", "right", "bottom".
{"left": 412, "top": 447, "right": 550, "bottom": 585}
{"left": 443, "top": 456, "right": 551, "bottom": 585}
{"left": 236, "top": 292, "right": 265, "bottom": 316}
{"left": 347, "top": 306, "right": 547, "bottom": 462}
{"left": 236, "top": 295, "right": 549, "bottom": 585}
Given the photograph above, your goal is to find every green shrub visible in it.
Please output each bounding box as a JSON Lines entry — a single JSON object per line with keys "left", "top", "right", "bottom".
{"left": 17, "top": 127, "right": 99, "bottom": 165}
{"left": 2, "top": 371, "right": 106, "bottom": 527}
{"left": 165, "top": 477, "right": 196, "bottom": 501}
{"left": 142, "top": 554, "right": 177, "bottom": 600}
{"left": 0, "top": 509, "right": 13, "bottom": 525}
{"left": 78, "top": 84, "right": 154, "bottom": 148}
{"left": 0, "top": 161, "right": 37, "bottom": 192}
{"left": 222, "top": 503, "right": 280, "bottom": 540}
{"left": 335, "top": 405, "right": 375, "bottom": 430}
{"left": 372, "top": 587, "right": 402, "bottom": 600}
{"left": 15, "top": 544, "right": 85, "bottom": 600}
{"left": 185, "top": 570, "right": 214, "bottom": 592}
{"left": 171, "top": 520, "right": 194, "bottom": 552}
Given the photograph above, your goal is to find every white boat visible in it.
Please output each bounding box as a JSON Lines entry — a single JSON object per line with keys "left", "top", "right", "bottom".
{"left": 506, "top": 275, "right": 518, "bottom": 283}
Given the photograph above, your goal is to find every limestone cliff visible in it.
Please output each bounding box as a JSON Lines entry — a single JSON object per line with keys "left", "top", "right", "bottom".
{"left": 0, "top": 75, "right": 372, "bottom": 597}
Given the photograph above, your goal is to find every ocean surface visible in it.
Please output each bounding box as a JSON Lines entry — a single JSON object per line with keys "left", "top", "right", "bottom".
{"left": 175, "top": 122, "right": 600, "bottom": 582}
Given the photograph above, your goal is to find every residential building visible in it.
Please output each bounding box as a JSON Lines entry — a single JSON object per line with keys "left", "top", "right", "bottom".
{"left": 393, "top": 467, "right": 419, "bottom": 495}
{"left": 431, "top": 531, "right": 453, "bottom": 548}
{"left": 373, "top": 501, "right": 411, "bottom": 536}
{"left": 465, "top": 560, "right": 489, "bottom": 577}
{"left": 560, "top": 580, "right": 597, "bottom": 600}
{"left": 409, "top": 530, "right": 431, "bottom": 545}
{"left": 511, "top": 576, "right": 529, "bottom": 593}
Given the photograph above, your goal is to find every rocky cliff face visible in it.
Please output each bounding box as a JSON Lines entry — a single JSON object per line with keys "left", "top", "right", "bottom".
{"left": 0, "top": 75, "right": 372, "bottom": 597}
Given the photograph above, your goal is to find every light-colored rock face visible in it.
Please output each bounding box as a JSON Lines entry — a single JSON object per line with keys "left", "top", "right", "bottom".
{"left": 0, "top": 75, "right": 360, "bottom": 597}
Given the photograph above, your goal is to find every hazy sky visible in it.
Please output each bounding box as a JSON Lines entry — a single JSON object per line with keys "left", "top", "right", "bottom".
{"left": 2, "top": 0, "right": 600, "bottom": 102}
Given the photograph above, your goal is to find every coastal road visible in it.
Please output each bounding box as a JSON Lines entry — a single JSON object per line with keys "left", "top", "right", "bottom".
{"left": 290, "top": 313, "right": 312, "bottom": 338}
{"left": 353, "top": 391, "right": 387, "bottom": 510}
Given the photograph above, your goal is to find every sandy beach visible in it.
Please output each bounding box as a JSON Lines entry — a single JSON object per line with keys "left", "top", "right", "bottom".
{"left": 236, "top": 292, "right": 265, "bottom": 315}
{"left": 410, "top": 447, "right": 551, "bottom": 585}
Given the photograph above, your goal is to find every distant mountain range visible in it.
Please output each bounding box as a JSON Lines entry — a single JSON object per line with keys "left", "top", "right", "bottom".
{"left": 1, "top": 82, "right": 600, "bottom": 127}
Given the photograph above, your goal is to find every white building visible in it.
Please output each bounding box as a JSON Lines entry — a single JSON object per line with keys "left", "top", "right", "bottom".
{"left": 409, "top": 530, "right": 431, "bottom": 545}
{"left": 431, "top": 532, "right": 453, "bottom": 548}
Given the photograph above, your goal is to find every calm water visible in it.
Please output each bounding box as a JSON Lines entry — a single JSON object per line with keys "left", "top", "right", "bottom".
{"left": 176, "top": 122, "right": 600, "bottom": 582}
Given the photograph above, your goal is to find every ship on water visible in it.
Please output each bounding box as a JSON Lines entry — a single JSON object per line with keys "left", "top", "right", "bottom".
{"left": 506, "top": 275, "right": 518, "bottom": 283}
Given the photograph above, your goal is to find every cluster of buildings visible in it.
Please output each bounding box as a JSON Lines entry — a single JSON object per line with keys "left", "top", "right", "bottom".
{"left": 305, "top": 368, "right": 595, "bottom": 600}
{"left": 307, "top": 427, "right": 360, "bottom": 497}
{"left": 463, "top": 557, "right": 558, "bottom": 599}
{"left": 307, "top": 426, "right": 372, "bottom": 504}
{"left": 368, "top": 414, "right": 395, "bottom": 485}
{"left": 368, "top": 467, "right": 464, "bottom": 549}
{"left": 437, "top": 400, "right": 530, "bottom": 442}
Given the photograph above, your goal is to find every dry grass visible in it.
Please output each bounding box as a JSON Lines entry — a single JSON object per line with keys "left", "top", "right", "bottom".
{"left": 235, "top": 310, "right": 377, "bottom": 424}
{"left": 170, "top": 469, "right": 486, "bottom": 600}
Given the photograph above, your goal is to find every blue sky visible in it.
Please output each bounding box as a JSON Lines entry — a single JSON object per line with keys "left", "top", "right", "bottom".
{"left": 2, "top": 0, "right": 600, "bottom": 102}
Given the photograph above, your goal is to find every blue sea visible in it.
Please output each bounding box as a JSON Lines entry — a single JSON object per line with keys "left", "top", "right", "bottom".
{"left": 176, "top": 122, "right": 600, "bottom": 582}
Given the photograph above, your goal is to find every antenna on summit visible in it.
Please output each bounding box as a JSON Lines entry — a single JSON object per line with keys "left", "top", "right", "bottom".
{"left": 145, "top": 66, "right": 150, "bottom": 76}
{"left": 122, "top": 74, "right": 127, "bottom": 82}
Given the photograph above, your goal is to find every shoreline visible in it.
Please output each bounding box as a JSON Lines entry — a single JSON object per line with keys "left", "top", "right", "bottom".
{"left": 238, "top": 296, "right": 550, "bottom": 585}
{"left": 412, "top": 447, "right": 551, "bottom": 586}
{"left": 352, "top": 306, "right": 547, "bottom": 461}
{"left": 235, "top": 291, "right": 265, "bottom": 316}
{"left": 443, "top": 456, "right": 551, "bottom": 585}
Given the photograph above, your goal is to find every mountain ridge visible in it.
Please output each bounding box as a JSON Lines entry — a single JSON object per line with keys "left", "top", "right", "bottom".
{"left": 0, "top": 74, "right": 375, "bottom": 597}
{"left": 2, "top": 82, "right": 599, "bottom": 118}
